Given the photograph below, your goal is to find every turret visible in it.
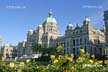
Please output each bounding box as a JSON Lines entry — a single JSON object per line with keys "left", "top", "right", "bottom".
{"left": 83, "top": 16, "right": 91, "bottom": 25}
{"left": 67, "top": 23, "right": 73, "bottom": 30}
{"left": 27, "top": 29, "right": 33, "bottom": 36}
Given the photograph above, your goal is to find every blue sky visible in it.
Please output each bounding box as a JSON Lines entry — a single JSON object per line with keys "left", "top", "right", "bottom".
{"left": 0, "top": 0, "right": 108, "bottom": 45}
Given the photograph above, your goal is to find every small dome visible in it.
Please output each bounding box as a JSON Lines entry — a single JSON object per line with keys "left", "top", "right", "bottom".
{"left": 68, "top": 24, "right": 73, "bottom": 27}
{"left": 38, "top": 25, "right": 42, "bottom": 28}
{"left": 67, "top": 23, "right": 73, "bottom": 30}
{"left": 28, "top": 29, "right": 33, "bottom": 32}
{"left": 44, "top": 10, "right": 57, "bottom": 24}
{"left": 84, "top": 16, "right": 91, "bottom": 22}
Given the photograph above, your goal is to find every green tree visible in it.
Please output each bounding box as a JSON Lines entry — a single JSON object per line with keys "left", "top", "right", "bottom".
{"left": 32, "top": 43, "right": 42, "bottom": 54}
{"left": 32, "top": 43, "right": 56, "bottom": 55}
{"left": 0, "top": 53, "right": 3, "bottom": 60}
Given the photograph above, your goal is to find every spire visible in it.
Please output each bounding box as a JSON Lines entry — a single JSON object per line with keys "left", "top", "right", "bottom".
{"left": 49, "top": 9, "right": 53, "bottom": 17}
{"left": 67, "top": 23, "right": 73, "bottom": 30}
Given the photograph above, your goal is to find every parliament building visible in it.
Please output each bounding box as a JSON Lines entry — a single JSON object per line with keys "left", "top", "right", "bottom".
{"left": 17, "top": 10, "right": 108, "bottom": 58}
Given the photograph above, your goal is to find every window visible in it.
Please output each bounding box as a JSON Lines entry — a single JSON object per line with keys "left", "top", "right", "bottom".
{"left": 6, "top": 53, "right": 9, "bottom": 58}
{"left": 51, "top": 28, "right": 53, "bottom": 32}
{"left": 11, "top": 50, "right": 13, "bottom": 52}
{"left": 67, "top": 48, "right": 69, "bottom": 54}
{"left": 80, "top": 38, "right": 82, "bottom": 44}
{"left": 98, "top": 40, "right": 100, "bottom": 44}
{"left": 93, "top": 31, "right": 96, "bottom": 34}
{"left": 73, "top": 32, "right": 75, "bottom": 35}
{"left": 77, "top": 48, "right": 79, "bottom": 55}
{"left": 85, "top": 46, "right": 87, "bottom": 52}
{"left": 73, "top": 48, "right": 75, "bottom": 55}
{"left": 73, "top": 39, "right": 75, "bottom": 46}
{"left": 6, "top": 49, "right": 8, "bottom": 52}
{"left": 100, "top": 48, "right": 102, "bottom": 55}
{"left": 64, "top": 49, "right": 65, "bottom": 54}
{"left": 94, "top": 39, "right": 96, "bottom": 43}
{"left": 10, "top": 53, "right": 12, "bottom": 56}
{"left": 80, "top": 30, "right": 82, "bottom": 33}
{"left": 76, "top": 31, "right": 78, "bottom": 34}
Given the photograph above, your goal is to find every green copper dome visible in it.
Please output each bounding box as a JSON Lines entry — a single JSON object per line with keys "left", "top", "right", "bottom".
{"left": 44, "top": 10, "right": 57, "bottom": 24}
{"left": 68, "top": 24, "right": 73, "bottom": 27}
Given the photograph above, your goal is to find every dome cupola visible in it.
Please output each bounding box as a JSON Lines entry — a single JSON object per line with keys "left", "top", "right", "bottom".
{"left": 67, "top": 23, "right": 73, "bottom": 30}
{"left": 28, "top": 29, "right": 33, "bottom": 32}
{"left": 44, "top": 10, "right": 57, "bottom": 24}
{"left": 83, "top": 16, "right": 91, "bottom": 25}
{"left": 38, "top": 24, "right": 43, "bottom": 28}
{"left": 84, "top": 16, "right": 91, "bottom": 22}
{"left": 28, "top": 29, "right": 33, "bottom": 35}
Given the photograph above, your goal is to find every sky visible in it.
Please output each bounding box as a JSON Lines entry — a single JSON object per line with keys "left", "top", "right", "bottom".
{"left": 0, "top": 0, "right": 108, "bottom": 45}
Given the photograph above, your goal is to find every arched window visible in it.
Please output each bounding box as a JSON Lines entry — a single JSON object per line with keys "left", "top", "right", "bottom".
{"left": 73, "top": 39, "right": 75, "bottom": 46}
{"left": 85, "top": 46, "right": 87, "bottom": 52}
{"left": 80, "top": 38, "right": 82, "bottom": 45}
{"left": 73, "top": 48, "right": 75, "bottom": 55}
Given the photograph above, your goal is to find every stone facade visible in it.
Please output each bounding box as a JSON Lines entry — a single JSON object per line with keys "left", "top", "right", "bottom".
{"left": 62, "top": 17, "right": 105, "bottom": 57}
{"left": 17, "top": 40, "right": 26, "bottom": 57}
{"left": 24, "top": 10, "right": 58, "bottom": 55}
{"left": 2, "top": 44, "right": 17, "bottom": 60}
{"left": 17, "top": 10, "right": 108, "bottom": 58}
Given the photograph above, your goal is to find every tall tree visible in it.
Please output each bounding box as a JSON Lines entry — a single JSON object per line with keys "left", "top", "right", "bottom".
{"left": 0, "top": 53, "right": 3, "bottom": 61}
{"left": 32, "top": 43, "right": 56, "bottom": 56}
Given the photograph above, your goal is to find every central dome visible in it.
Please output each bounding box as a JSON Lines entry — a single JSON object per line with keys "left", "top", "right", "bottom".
{"left": 44, "top": 10, "right": 57, "bottom": 24}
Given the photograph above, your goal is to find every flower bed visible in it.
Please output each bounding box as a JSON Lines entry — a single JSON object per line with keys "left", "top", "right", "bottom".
{"left": 0, "top": 46, "right": 108, "bottom": 72}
